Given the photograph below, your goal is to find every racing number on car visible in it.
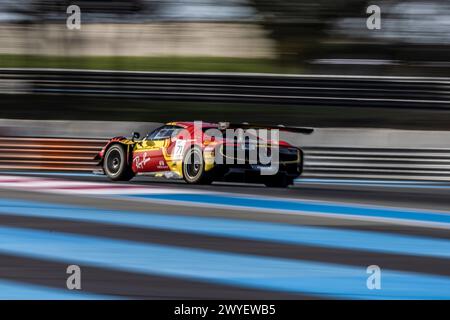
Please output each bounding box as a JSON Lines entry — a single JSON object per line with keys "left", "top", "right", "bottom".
{"left": 173, "top": 140, "right": 187, "bottom": 160}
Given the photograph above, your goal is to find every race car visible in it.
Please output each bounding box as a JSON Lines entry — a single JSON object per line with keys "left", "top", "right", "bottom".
{"left": 94, "top": 121, "right": 313, "bottom": 187}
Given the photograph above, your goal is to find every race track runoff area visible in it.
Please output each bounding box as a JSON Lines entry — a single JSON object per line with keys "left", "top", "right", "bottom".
{"left": 0, "top": 173, "right": 449, "bottom": 299}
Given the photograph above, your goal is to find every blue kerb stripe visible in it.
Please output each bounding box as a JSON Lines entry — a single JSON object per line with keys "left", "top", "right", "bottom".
{"left": 130, "top": 193, "right": 450, "bottom": 226}
{"left": 0, "top": 198, "right": 450, "bottom": 259}
{"left": 0, "top": 226, "right": 449, "bottom": 299}
{"left": 0, "top": 279, "right": 118, "bottom": 300}
{"left": 295, "top": 179, "right": 450, "bottom": 189}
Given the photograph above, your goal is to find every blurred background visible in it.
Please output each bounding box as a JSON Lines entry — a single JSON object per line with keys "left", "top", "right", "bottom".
{"left": 0, "top": 0, "right": 449, "bottom": 73}
{"left": 0, "top": 0, "right": 449, "bottom": 129}
{"left": 0, "top": 2, "right": 450, "bottom": 301}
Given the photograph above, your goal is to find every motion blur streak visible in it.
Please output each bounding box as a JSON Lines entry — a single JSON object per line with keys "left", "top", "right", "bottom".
{"left": 0, "top": 198, "right": 449, "bottom": 258}
{"left": 0, "top": 226, "right": 450, "bottom": 299}
{"left": 0, "top": 0, "right": 449, "bottom": 301}
{"left": 0, "top": 279, "right": 117, "bottom": 300}
{"left": 0, "top": 137, "right": 105, "bottom": 171}
{"left": 131, "top": 193, "right": 450, "bottom": 227}
{"left": 0, "top": 173, "right": 449, "bottom": 299}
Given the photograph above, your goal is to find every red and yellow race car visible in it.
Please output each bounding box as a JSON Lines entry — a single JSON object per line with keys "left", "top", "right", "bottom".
{"left": 94, "top": 121, "right": 313, "bottom": 187}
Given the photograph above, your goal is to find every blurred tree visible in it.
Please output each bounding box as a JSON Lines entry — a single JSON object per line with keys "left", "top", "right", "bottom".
{"left": 248, "top": 0, "right": 370, "bottom": 63}
{"left": 31, "top": 0, "right": 148, "bottom": 17}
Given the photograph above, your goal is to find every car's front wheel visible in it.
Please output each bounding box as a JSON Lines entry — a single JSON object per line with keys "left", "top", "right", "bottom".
{"left": 103, "top": 144, "right": 135, "bottom": 181}
{"left": 182, "top": 146, "right": 213, "bottom": 184}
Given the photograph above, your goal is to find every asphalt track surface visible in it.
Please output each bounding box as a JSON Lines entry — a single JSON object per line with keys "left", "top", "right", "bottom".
{"left": 0, "top": 172, "right": 449, "bottom": 299}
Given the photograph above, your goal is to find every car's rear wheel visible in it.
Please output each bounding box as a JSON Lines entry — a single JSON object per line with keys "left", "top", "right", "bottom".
{"left": 103, "top": 144, "right": 134, "bottom": 181}
{"left": 182, "top": 146, "right": 213, "bottom": 184}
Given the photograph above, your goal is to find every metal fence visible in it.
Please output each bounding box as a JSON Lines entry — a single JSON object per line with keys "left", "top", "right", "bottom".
{"left": 2, "top": 136, "right": 450, "bottom": 181}
{"left": 303, "top": 146, "right": 450, "bottom": 181}
{"left": 0, "top": 137, "right": 105, "bottom": 171}
{"left": 1, "top": 68, "right": 449, "bottom": 109}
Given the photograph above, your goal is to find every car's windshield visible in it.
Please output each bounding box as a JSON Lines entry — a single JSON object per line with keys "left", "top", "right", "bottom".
{"left": 146, "top": 125, "right": 183, "bottom": 140}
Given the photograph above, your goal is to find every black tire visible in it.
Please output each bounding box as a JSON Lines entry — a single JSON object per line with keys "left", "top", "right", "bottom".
{"left": 264, "top": 175, "right": 293, "bottom": 188}
{"left": 103, "top": 144, "right": 135, "bottom": 181}
{"left": 182, "top": 146, "right": 213, "bottom": 184}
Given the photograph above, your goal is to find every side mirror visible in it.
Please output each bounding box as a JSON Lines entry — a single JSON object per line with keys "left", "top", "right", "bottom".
{"left": 132, "top": 132, "right": 140, "bottom": 141}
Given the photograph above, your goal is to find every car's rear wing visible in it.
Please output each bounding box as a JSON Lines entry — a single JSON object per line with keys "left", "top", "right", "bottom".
{"left": 218, "top": 122, "right": 314, "bottom": 135}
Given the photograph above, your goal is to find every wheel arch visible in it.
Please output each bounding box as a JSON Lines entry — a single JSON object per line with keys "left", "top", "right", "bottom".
{"left": 96, "top": 139, "right": 135, "bottom": 167}
{"left": 181, "top": 144, "right": 213, "bottom": 184}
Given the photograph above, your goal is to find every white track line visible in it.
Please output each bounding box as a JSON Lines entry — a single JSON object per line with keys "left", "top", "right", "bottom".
{"left": 0, "top": 175, "right": 206, "bottom": 195}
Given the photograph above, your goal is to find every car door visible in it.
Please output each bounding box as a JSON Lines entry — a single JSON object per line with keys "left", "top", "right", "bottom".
{"left": 132, "top": 126, "right": 174, "bottom": 173}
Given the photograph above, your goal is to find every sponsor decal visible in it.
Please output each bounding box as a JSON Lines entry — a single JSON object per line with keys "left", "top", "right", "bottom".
{"left": 134, "top": 152, "right": 151, "bottom": 170}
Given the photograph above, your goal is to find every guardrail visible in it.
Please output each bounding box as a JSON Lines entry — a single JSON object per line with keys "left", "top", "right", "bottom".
{"left": 1, "top": 68, "right": 449, "bottom": 109}
{"left": 0, "top": 137, "right": 105, "bottom": 172}
{"left": 2, "top": 136, "right": 450, "bottom": 181}
{"left": 303, "top": 146, "right": 450, "bottom": 181}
